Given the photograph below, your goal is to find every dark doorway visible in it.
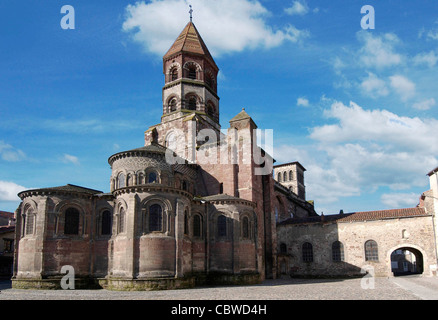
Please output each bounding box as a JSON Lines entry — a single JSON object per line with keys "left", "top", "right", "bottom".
{"left": 390, "top": 247, "right": 423, "bottom": 276}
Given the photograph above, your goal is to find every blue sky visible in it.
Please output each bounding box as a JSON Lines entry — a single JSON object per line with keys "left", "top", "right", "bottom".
{"left": 1, "top": 0, "right": 437, "bottom": 215}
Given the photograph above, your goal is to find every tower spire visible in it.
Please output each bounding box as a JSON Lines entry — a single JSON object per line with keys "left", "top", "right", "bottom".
{"left": 189, "top": 5, "right": 193, "bottom": 22}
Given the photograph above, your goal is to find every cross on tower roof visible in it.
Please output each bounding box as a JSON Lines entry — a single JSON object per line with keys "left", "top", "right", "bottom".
{"left": 189, "top": 5, "right": 193, "bottom": 22}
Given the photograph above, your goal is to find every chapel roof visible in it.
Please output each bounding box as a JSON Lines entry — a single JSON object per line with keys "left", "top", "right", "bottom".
{"left": 18, "top": 184, "right": 103, "bottom": 199}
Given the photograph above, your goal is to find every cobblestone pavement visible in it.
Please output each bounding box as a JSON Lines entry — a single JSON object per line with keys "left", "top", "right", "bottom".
{"left": 2, "top": 276, "right": 435, "bottom": 300}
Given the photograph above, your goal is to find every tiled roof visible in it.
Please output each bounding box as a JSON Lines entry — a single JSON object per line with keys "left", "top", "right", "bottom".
{"left": 163, "top": 22, "right": 217, "bottom": 69}
{"left": 0, "top": 211, "right": 14, "bottom": 219}
{"left": 279, "top": 207, "right": 428, "bottom": 225}
{"left": 338, "top": 207, "right": 428, "bottom": 222}
{"left": 0, "top": 225, "right": 15, "bottom": 234}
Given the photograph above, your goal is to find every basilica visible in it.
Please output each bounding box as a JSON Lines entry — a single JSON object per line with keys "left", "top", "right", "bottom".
{"left": 11, "top": 21, "right": 438, "bottom": 290}
{"left": 11, "top": 21, "right": 317, "bottom": 290}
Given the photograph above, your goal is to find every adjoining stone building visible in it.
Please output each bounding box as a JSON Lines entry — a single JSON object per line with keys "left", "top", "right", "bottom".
{"left": 11, "top": 21, "right": 317, "bottom": 290}
{"left": 275, "top": 168, "right": 438, "bottom": 278}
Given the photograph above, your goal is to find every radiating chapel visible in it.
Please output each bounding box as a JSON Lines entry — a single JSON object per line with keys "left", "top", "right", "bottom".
{"left": 12, "top": 21, "right": 317, "bottom": 290}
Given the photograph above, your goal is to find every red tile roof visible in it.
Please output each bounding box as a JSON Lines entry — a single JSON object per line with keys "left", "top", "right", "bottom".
{"left": 337, "top": 207, "right": 428, "bottom": 222}
{"left": 278, "top": 207, "right": 429, "bottom": 225}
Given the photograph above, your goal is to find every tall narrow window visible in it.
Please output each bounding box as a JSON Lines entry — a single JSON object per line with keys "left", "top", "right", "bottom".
{"left": 332, "top": 241, "right": 344, "bottom": 262}
{"left": 193, "top": 215, "right": 201, "bottom": 237}
{"left": 302, "top": 242, "right": 313, "bottom": 262}
{"left": 25, "top": 212, "right": 34, "bottom": 235}
{"left": 64, "top": 208, "right": 80, "bottom": 235}
{"left": 277, "top": 173, "right": 281, "bottom": 182}
{"left": 184, "top": 210, "right": 189, "bottom": 235}
{"left": 280, "top": 243, "right": 287, "bottom": 254}
{"left": 168, "top": 98, "right": 177, "bottom": 112}
{"left": 217, "top": 215, "right": 227, "bottom": 237}
{"left": 289, "top": 171, "right": 293, "bottom": 180}
{"left": 283, "top": 172, "right": 287, "bottom": 182}
{"left": 101, "top": 210, "right": 112, "bottom": 235}
{"left": 138, "top": 172, "right": 144, "bottom": 185}
{"left": 117, "top": 173, "right": 125, "bottom": 188}
{"left": 149, "top": 204, "right": 162, "bottom": 232}
{"left": 119, "top": 208, "right": 125, "bottom": 233}
{"left": 242, "top": 216, "right": 249, "bottom": 239}
{"left": 171, "top": 68, "right": 178, "bottom": 81}
{"left": 365, "top": 240, "right": 378, "bottom": 261}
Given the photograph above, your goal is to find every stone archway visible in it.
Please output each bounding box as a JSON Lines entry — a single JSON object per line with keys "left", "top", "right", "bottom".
{"left": 389, "top": 246, "right": 424, "bottom": 276}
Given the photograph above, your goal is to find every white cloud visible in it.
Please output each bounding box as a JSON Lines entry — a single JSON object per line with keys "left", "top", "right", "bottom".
{"left": 284, "top": 1, "right": 309, "bottom": 16}
{"left": 357, "top": 32, "right": 402, "bottom": 69}
{"left": 413, "top": 51, "right": 438, "bottom": 67}
{"left": 381, "top": 193, "right": 420, "bottom": 208}
{"left": 62, "top": 154, "right": 80, "bottom": 165}
{"left": 297, "top": 97, "right": 309, "bottom": 107}
{"left": 427, "top": 29, "right": 438, "bottom": 40}
{"left": 360, "top": 72, "right": 389, "bottom": 98}
{"left": 0, "top": 141, "right": 26, "bottom": 162}
{"left": 413, "top": 98, "right": 436, "bottom": 110}
{"left": 389, "top": 75, "right": 416, "bottom": 101}
{"left": 0, "top": 181, "right": 27, "bottom": 202}
{"left": 304, "top": 101, "right": 438, "bottom": 206}
{"left": 122, "top": 0, "right": 309, "bottom": 56}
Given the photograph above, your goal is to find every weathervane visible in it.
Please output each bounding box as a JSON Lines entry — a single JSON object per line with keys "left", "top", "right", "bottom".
{"left": 189, "top": 5, "right": 193, "bottom": 22}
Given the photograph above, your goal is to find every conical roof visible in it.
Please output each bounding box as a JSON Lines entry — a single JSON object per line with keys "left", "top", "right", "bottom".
{"left": 163, "top": 22, "right": 217, "bottom": 69}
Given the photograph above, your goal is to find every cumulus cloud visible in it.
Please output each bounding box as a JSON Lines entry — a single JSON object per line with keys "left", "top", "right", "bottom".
{"left": 357, "top": 32, "right": 402, "bottom": 69}
{"left": 122, "top": 0, "right": 309, "bottom": 56}
{"left": 0, "top": 181, "right": 27, "bottom": 202}
{"left": 284, "top": 1, "right": 309, "bottom": 16}
{"left": 290, "top": 101, "right": 438, "bottom": 208}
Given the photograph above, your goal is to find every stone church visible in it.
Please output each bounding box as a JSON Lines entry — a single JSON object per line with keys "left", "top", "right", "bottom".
{"left": 11, "top": 21, "right": 317, "bottom": 290}
{"left": 11, "top": 20, "right": 438, "bottom": 290}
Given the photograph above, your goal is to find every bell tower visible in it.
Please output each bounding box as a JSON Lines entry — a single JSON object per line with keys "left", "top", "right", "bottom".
{"left": 145, "top": 19, "right": 221, "bottom": 152}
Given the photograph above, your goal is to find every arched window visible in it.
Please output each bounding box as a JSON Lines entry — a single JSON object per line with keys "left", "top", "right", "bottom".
{"left": 187, "top": 65, "right": 197, "bottom": 79}
{"left": 302, "top": 242, "right": 313, "bottom": 262}
{"left": 64, "top": 208, "right": 80, "bottom": 235}
{"left": 171, "top": 68, "right": 178, "bottom": 81}
{"left": 242, "top": 216, "right": 249, "bottom": 239}
{"left": 207, "top": 102, "right": 215, "bottom": 116}
{"left": 25, "top": 211, "right": 34, "bottom": 235}
{"left": 168, "top": 98, "right": 177, "bottom": 112}
{"left": 283, "top": 172, "right": 287, "bottom": 182}
{"left": 280, "top": 243, "right": 287, "bottom": 254}
{"left": 149, "top": 204, "right": 162, "bottom": 232}
{"left": 277, "top": 172, "right": 281, "bottom": 182}
{"left": 119, "top": 208, "right": 125, "bottom": 233}
{"left": 117, "top": 172, "right": 125, "bottom": 188}
{"left": 182, "top": 180, "right": 187, "bottom": 191}
{"left": 101, "top": 210, "right": 112, "bottom": 235}
{"left": 289, "top": 171, "right": 293, "bottom": 180}
{"left": 365, "top": 240, "right": 378, "bottom": 261}
{"left": 187, "top": 96, "right": 197, "bottom": 110}
{"left": 148, "top": 172, "right": 157, "bottom": 183}
{"left": 332, "top": 241, "right": 344, "bottom": 262}
{"left": 217, "top": 214, "right": 227, "bottom": 237}
{"left": 193, "top": 214, "right": 202, "bottom": 237}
